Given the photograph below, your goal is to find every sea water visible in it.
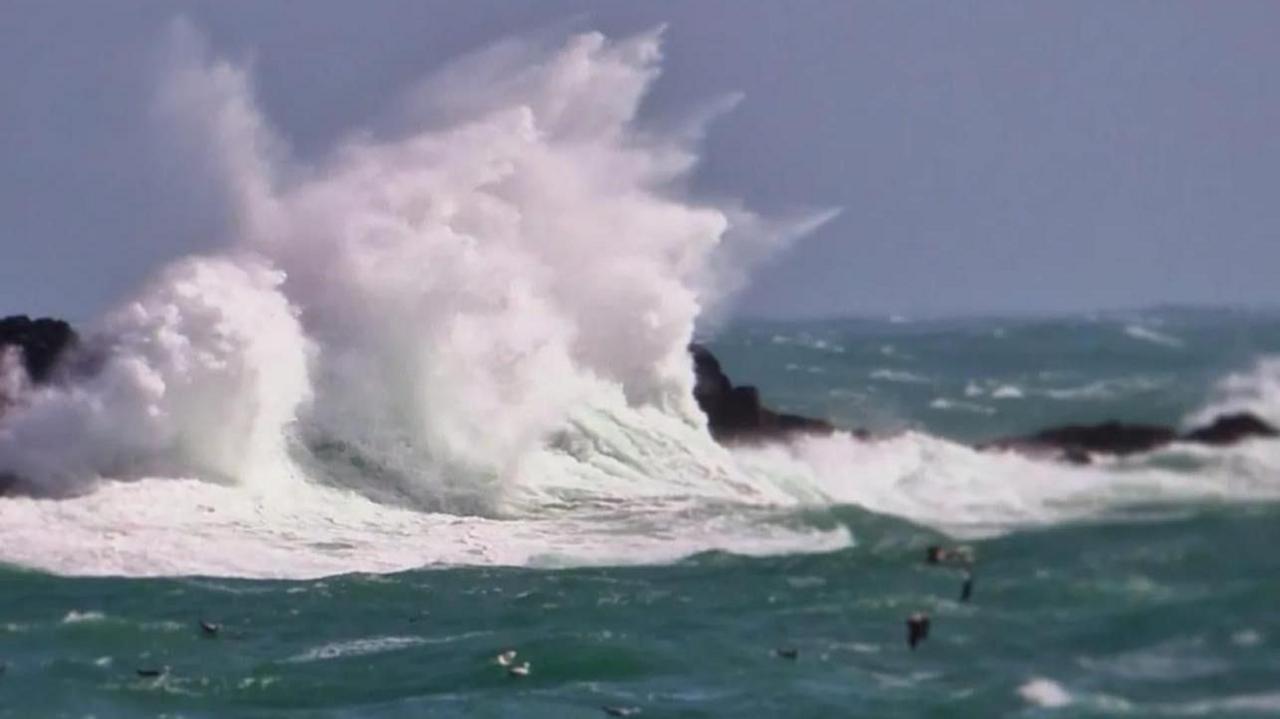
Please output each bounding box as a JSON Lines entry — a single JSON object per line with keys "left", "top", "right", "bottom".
{"left": 2, "top": 25, "right": 1279, "bottom": 717}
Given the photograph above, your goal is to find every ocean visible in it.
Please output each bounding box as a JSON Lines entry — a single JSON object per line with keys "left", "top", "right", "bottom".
{"left": 4, "top": 27, "right": 1280, "bottom": 719}
{"left": 3, "top": 310, "right": 1280, "bottom": 718}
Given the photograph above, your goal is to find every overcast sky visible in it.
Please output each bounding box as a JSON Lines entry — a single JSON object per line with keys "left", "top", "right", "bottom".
{"left": 3, "top": 1, "right": 1279, "bottom": 321}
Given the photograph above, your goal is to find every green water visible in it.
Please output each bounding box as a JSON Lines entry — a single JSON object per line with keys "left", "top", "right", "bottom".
{"left": 4, "top": 504, "right": 1278, "bottom": 718}
{"left": 5, "top": 311, "right": 1280, "bottom": 717}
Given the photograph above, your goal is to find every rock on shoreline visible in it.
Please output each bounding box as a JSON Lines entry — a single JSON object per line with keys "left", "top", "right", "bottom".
{"left": 0, "top": 315, "right": 77, "bottom": 385}
{"left": 689, "top": 343, "right": 837, "bottom": 443}
{"left": 982, "top": 412, "right": 1278, "bottom": 464}
{"left": 0, "top": 315, "right": 1274, "bottom": 465}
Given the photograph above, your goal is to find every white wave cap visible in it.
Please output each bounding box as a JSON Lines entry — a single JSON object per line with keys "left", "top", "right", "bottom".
{"left": 0, "top": 23, "right": 829, "bottom": 507}
{"left": 1189, "top": 355, "right": 1280, "bottom": 429}
{"left": 1, "top": 22, "right": 1278, "bottom": 579}
{"left": 0, "top": 257, "right": 311, "bottom": 495}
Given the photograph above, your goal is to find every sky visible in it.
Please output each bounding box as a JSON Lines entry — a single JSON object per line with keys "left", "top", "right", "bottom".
{"left": 3, "top": 1, "right": 1279, "bottom": 322}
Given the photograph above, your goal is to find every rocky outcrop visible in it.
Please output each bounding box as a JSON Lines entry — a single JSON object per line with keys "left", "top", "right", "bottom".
{"left": 0, "top": 315, "right": 79, "bottom": 493}
{"left": 0, "top": 315, "right": 78, "bottom": 384}
{"left": 983, "top": 412, "right": 1279, "bottom": 463}
{"left": 688, "top": 342, "right": 1278, "bottom": 456}
{"left": 985, "top": 421, "right": 1176, "bottom": 458}
{"left": 0, "top": 319, "right": 1273, "bottom": 465}
{"left": 1182, "top": 412, "right": 1279, "bottom": 445}
{"left": 689, "top": 343, "right": 836, "bottom": 442}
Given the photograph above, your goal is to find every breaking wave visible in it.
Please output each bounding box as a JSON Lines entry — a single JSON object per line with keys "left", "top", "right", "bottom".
{"left": 1189, "top": 355, "right": 1280, "bottom": 429}
{"left": 0, "top": 23, "right": 1278, "bottom": 578}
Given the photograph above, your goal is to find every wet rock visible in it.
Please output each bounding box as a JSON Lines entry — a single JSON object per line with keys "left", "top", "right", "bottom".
{"left": 984, "top": 411, "right": 1278, "bottom": 461}
{"left": 689, "top": 343, "right": 835, "bottom": 442}
{"left": 0, "top": 315, "right": 77, "bottom": 384}
{"left": 1181, "top": 412, "right": 1278, "bottom": 445}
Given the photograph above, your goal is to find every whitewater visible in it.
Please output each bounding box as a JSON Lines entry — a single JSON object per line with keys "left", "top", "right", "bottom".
{"left": 3, "top": 26, "right": 1280, "bottom": 580}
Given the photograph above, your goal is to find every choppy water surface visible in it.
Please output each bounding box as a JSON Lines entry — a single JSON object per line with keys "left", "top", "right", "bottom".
{"left": 3, "top": 18, "right": 1279, "bottom": 717}
{"left": 5, "top": 311, "right": 1280, "bottom": 717}
{"left": 4, "top": 504, "right": 1279, "bottom": 718}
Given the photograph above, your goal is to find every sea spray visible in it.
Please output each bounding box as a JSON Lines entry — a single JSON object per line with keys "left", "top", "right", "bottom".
{"left": 1188, "top": 355, "right": 1280, "bottom": 429}
{"left": 0, "top": 24, "right": 826, "bottom": 512}
{"left": 2, "top": 24, "right": 1279, "bottom": 578}
{"left": 0, "top": 257, "right": 310, "bottom": 495}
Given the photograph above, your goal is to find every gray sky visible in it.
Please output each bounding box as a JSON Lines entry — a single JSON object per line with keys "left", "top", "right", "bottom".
{"left": 3, "top": 1, "right": 1279, "bottom": 321}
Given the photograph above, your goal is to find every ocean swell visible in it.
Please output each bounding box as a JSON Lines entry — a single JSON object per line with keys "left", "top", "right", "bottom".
{"left": 1, "top": 24, "right": 1279, "bottom": 579}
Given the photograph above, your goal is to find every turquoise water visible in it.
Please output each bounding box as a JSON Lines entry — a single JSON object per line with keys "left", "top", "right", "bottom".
{"left": 4, "top": 310, "right": 1280, "bottom": 717}
{"left": 708, "top": 308, "right": 1280, "bottom": 442}
{"left": 4, "top": 506, "right": 1279, "bottom": 718}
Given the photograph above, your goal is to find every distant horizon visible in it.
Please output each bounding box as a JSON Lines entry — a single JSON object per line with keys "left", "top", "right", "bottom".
{"left": 726, "top": 300, "right": 1280, "bottom": 326}
{"left": 9, "top": 299, "right": 1280, "bottom": 331}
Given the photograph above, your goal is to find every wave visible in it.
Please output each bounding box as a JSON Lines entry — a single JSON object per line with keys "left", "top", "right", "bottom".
{"left": 0, "top": 24, "right": 826, "bottom": 504}
{"left": 928, "top": 398, "right": 996, "bottom": 415}
{"left": 1042, "top": 375, "right": 1170, "bottom": 401}
{"left": 1, "top": 23, "right": 1278, "bottom": 579}
{"left": 869, "top": 368, "right": 932, "bottom": 385}
{"left": 1188, "top": 355, "right": 1280, "bottom": 429}
{"left": 732, "top": 430, "right": 1280, "bottom": 538}
{"left": 1124, "top": 323, "right": 1186, "bottom": 348}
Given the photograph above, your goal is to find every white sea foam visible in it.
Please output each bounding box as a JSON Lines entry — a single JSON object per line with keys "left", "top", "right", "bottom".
{"left": 991, "top": 384, "right": 1025, "bottom": 399}
{"left": 1043, "top": 376, "right": 1169, "bottom": 401}
{"left": 1125, "top": 324, "right": 1185, "bottom": 348}
{"left": 928, "top": 398, "right": 996, "bottom": 415}
{"left": 870, "top": 369, "right": 932, "bottom": 385}
{"left": 62, "top": 610, "right": 106, "bottom": 624}
{"left": 1167, "top": 691, "right": 1280, "bottom": 715}
{"left": 1188, "top": 355, "right": 1280, "bottom": 429}
{"left": 0, "top": 23, "right": 1277, "bottom": 579}
{"left": 1232, "top": 629, "right": 1263, "bottom": 647}
{"left": 730, "top": 430, "right": 1280, "bottom": 538}
{"left": 963, "top": 381, "right": 1025, "bottom": 399}
{"left": 1017, "top": 677, "right": 1073, "bottom": 708}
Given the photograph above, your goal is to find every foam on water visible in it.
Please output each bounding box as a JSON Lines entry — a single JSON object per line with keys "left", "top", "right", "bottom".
{"left": 1189, "top": 355, "right": 1280, "bottom": 428}
{"left": 1017, "top": 677, "right": 1073, "bottom": 708}
{"left": 730, "top": 430, "right": 1280, "bottom": 538}
{"left": 0, "top": 476, "right": 851, "bottom": 578}
{"left": 1, "top": 23, "right": 1279, "bottom": 579}
{"left": 1125, "top": 323, "right": 1185, "bottom": 348}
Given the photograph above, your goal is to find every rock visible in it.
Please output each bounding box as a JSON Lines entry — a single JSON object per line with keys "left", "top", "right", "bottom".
{"left": 0, "top": 315, "right": 78, "bottom": 384}
{"left": 1003, "top": 421, "right": 1176, "bottom": 456}
{"left": 983, "top": 411, "right": 1278, "bottom": 461}
{"left": 689, "top": 343, "right": 835, "bottom": 442}
{"left": 1181, "top": 412, "right": 1279, "bottom": 445}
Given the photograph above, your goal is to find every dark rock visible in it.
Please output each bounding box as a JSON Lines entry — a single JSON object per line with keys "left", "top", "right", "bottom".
{"left": 1020, "top": 421, "right": 1176, "bottom": 456}
{"left": 0, "top": 315, "right": 78, "bottom": 384}
{"left": 689, "top": 343, "right": 835, "bottom": 442}
{"left": 1181, "top": 412, "right": 1278, "bottom": 445}
{"left": 1061, "top": 447, "right": 1093, "bottom": 465}
{"left": 984, "top": 411, "right": 1278, "bottom": 462}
